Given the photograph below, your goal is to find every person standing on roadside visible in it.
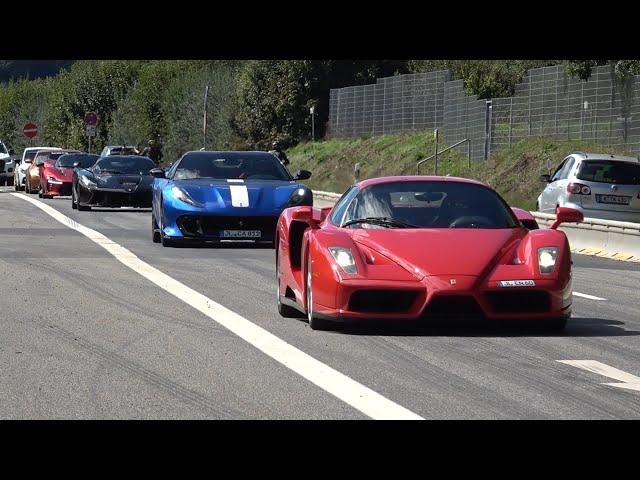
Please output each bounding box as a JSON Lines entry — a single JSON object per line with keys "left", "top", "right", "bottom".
{"left": 269, "top": 141, "right": 289, "bottom": 166}
{"left": 141, "top": 140, "right": 163, "bottom": 166}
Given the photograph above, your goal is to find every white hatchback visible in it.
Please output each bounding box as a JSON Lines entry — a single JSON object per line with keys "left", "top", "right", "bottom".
{"left": 537, "top": 152, "right": 640, "bottom": 223}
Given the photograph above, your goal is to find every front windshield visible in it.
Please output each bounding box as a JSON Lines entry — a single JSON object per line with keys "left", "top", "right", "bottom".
{"left": 340, "top": 181, "right": 519, "bottom": 229}
{"left": 57, "top": 154, "right": 100, "bottom": 168}
{"left": 95, "top": 156, "right": 155, "bottom": 174}
{"left": 0, "top": 144, "right": 7, "bottom": 155}
{"left": 173, "top": 152, "right": 291, "bottom": 181}
{"left": 24, "top": 150, "right": 39, "bottom": 161}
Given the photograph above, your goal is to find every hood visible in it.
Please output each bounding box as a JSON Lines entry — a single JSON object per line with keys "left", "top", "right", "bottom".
{"left": 352, "top": 228, "right": 523, "bottom": 277}
{"left": 171, "top": 179, "right": 305, "bottom": 214}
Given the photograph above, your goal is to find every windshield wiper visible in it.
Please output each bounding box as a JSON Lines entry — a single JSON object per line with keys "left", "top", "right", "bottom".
{"left": 342, "top": 217, "right": 419, "bottom": 229}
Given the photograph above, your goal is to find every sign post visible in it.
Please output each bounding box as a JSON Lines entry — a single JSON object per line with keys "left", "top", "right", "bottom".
{"left": 84, "top": 112, "right": 98, "bottom": 153}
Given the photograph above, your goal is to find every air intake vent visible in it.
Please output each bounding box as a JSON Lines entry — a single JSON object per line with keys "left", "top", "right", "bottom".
{"left": 485, "top": 290, "right": 550, "bottom": 313}
{"left": 348, "top": 290, "right": 417, "bottom": 313}
{"left": 422, "top": 295, "right": 484, "bottom": 319}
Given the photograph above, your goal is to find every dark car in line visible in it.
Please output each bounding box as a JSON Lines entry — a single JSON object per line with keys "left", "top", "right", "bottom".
{"left": 71, "top": 155, "right": 155, "bottom": 211}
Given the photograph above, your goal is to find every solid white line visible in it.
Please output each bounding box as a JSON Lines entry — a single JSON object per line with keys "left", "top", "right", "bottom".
{"left": 10, "top": 192, "right": 423, "bottom": 420}
{"left": 558, "top": 360, "right": 640, "bottom": 392}
{"left": 573, "top": 291, "right": 606, "bottom": 301}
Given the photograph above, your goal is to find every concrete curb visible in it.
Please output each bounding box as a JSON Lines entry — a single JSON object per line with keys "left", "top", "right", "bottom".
{"left": 312, "top": 189, "right": 640, "bottom": 264}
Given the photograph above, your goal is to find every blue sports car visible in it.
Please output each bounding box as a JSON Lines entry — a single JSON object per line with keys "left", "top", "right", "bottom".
{"left": 150, "top": 150, "right": 313, "bottom": 247}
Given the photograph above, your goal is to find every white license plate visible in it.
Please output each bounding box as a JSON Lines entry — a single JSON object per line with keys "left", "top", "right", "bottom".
{"left": 222, "top": 230, "right": 261, "bottom": 238}
{"left": 596, "top": 195, "right": 630, "bottom": 205}
{"left": 498, "top": 280, "right": 535, "bottom": 287}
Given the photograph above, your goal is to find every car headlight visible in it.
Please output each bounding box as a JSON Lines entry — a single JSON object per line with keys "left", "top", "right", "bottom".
{"left": 287, "top": 187, "right": 312, "bottom": 207}
{"left": 48, "top": 178, "right": 63, "bottom": 184}
{"left": 80, "top": 175, "right": 97, "bottom": 189}
{"left": 538, "top": 247, "right": 558, "bottom": 274}
{"left": 328, "top": 247, "right": 358, "bottom": 274}
{"left": 172, "top": 186, "right": 203, "bottom": 207}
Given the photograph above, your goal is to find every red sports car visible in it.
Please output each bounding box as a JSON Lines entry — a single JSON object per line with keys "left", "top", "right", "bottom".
{"left": 275, "top": 176, "right": 583, "bottom": 331}
{"left": 37, "top": 150, "right": 83, "bottom": 198}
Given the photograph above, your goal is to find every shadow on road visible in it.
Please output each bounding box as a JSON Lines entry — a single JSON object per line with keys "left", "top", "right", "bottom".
{"left": 320, "top": 317, "right": 639, "bottom": 338}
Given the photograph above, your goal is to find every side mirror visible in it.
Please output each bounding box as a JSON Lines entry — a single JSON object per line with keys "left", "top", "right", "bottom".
{"left": 539, "top": 174, "right": 551, "bottom": 183}
{"left": 8, "top": 149, "right": 14, "bottom": 156}
{"left": 290, "top": 206, "right": 324, "bottom": 228}
{"left": 72, "top": 162, "right": 81, "bottom": 168}
{"left": 149, "top": 168, "right": 166, "bottom": 178}
{"left": 551, "top": 207, "right": 584, "bottom": 230}
{"left": 24, "top": 158, "right": 32, "bottom": 164}
{"left": 294, "top": 169, "right": 312, "bottom": 180}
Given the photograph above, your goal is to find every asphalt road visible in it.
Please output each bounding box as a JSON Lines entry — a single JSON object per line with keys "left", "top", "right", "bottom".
{"left": 1, "top": 186, "right": 640, "bottom": 419}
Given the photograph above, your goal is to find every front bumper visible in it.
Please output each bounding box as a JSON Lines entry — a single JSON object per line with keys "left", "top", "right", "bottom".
{"left": 311, "top": 275, "right": 572, "bottom": 322}
{"left": 45, "top": 181, "right": 72, "bottom": 196}
{"left": 80, "top": 188, "right": 152, "bottom": 208}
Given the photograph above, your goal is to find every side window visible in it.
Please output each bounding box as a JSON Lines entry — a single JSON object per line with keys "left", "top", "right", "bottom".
{"left": 166, "top": 158, "right": 181, "bottom": 179}
{"left": 551, "top": 157, "right": 569, "bottom": 182}
{"left": 559, "top": 158, "right": 575, "bottom": 180}
{"left": 329, "top": 186, "right": 359, "bottom": 226}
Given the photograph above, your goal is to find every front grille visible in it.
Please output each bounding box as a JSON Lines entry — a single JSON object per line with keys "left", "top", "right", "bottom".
{"left": 177, "top": 215, "right": 278, "bottom": 238}
{"left": 348, "top": 290, "right": 418, "bottom": 313}
{"left": 485, "top": 290, "right": 550, "bottom": 313}
{"left": 421, "top": 295, "right": 484, "bottom": 319}
{"left": 91, "top": 191, "right": 151, "bottom": 207}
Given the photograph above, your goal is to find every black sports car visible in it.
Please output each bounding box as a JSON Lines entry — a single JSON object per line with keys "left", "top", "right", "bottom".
{"left": 72, "top": 155, "right": 155, "bottom": 210}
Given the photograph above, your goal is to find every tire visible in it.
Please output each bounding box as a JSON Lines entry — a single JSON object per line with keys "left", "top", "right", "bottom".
{"left": 25, "top": 179, "right": 30, "bottom": 194}
{"left": 276, "top": 244, "right": 302, "bottom": 318}
{"left": 75, "top": 184, "right": 90, "bottom": 210}
{"left": 305, "top": 253, "right": 330, "bottom": 330}
{"left": 7, "top": 176, "right": 13, "bottom": 187}
{"left": 0, "top": 177, "right": 6, "bottom": 186}
{"left": 71, "top": 184, "right": 78, "bottom": 209}
{"left": 152, "top": 212, "right": 161, "bottom": 243}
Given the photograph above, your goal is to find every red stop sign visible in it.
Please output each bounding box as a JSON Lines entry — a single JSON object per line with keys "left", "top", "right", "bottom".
{"left": 23, "top": 122, "right": 38, "bottom": 138}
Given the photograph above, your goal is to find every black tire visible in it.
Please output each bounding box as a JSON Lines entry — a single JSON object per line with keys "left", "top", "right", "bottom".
{"left": 0, "top": 177, "right": 6, "bottom": 186}
{"left": 6, "top": 176, "right": 13, "bottom": 187}
{"left": 71, "top": 183, "right": 78, "bottom": 209}
{"left": 305, "top": 253, "right": 330, "bottom": 331}
{"left": 75, "top": 184, "right": 90, "bottom": 210}
{"left": 152, "top": 212, "right": 161, "bottom": 243}
{"left": 276, "top": 243, "right": 302, "bottom": 318}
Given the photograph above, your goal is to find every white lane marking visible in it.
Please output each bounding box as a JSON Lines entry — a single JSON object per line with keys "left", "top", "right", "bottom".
{"left": 229, "top": 185, "right": 249, "bottom": 207}
{"left": 573, "top": 291, "right": 606, "bottom": 301}
{"left": 10, "top": 192, "right": 422, "bottom": 420}
{"left": 558, "top": 360, "right": 640, "bottom": 392}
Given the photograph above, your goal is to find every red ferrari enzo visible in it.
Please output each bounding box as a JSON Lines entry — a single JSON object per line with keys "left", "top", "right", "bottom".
{"left": 275, "top": 176, "right": 583, "bottom": 331}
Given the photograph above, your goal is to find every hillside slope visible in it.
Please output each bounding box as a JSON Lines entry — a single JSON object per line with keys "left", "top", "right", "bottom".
{"left": 288, "top": 134, "right": 637, "bottom": 210}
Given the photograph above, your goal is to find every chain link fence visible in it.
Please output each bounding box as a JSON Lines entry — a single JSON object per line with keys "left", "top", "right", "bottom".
{"left": 328, "top": 64, "right": 640, "bottom": 161}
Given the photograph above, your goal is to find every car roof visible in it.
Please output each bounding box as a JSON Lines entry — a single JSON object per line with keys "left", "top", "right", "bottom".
{"left": 183, "top": 150, "right": 276, "bottom": 156}
{"left": 25, "top": 146, "right": 62, "bottom": 151}
{"left": 98, "top": 154, "right": 152, "bottom": 160}
{"left": 570, "top": 152, "right": 639, "bottom": 163}
{"left": 356, "top": 175, "right": 490, "bottom": 189}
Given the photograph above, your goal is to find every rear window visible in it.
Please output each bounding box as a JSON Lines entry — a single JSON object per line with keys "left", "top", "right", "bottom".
{"left": 576, "top": 160, "right": 640, "bottom": 185}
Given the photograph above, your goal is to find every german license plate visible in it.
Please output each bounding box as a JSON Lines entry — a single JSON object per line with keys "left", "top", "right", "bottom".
{"left": 596, "top": 194, "right": 630, "bottom": 205}
{"left": 222, "top": 230, "right": 261, "bottom": 238}
{"left": 498, "top": 280, "right": 535, "bottom": 287}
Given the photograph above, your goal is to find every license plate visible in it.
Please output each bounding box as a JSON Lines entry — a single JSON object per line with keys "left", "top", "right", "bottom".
{"left": 498, "top": 280, "right": 535, "bottom": 287}
{"left": 222, "top": 230, "right": 261, "bottom": 238}
{"left": 596, "top": 194, "right": 630, "bottom": 205}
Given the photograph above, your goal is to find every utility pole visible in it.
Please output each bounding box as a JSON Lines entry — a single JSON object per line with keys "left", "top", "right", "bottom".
{"left": 310, "top": 105, "right": 316, "bottom": 141}
{"left": 433, "top": 128, "right": 439, "bottom": 175}
{"left": 203, "top": 85, "right": 210, "bottom": 150}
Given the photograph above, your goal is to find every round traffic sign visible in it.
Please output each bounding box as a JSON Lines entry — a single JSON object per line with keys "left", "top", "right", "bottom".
{"left": 23, "top": 122, "right": 38, "bottom": 138}
{"left": 84, "top": 112, "right": 98, "bottom": 126}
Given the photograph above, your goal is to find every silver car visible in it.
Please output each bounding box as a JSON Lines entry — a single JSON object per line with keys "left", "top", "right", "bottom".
{"left": 537, "top": 152, "right": 640, "bottom": 223}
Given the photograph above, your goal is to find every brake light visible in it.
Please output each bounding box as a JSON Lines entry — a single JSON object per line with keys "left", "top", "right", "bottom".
{"left": 567, "top": 182, "right": 591, "bottom": 195}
